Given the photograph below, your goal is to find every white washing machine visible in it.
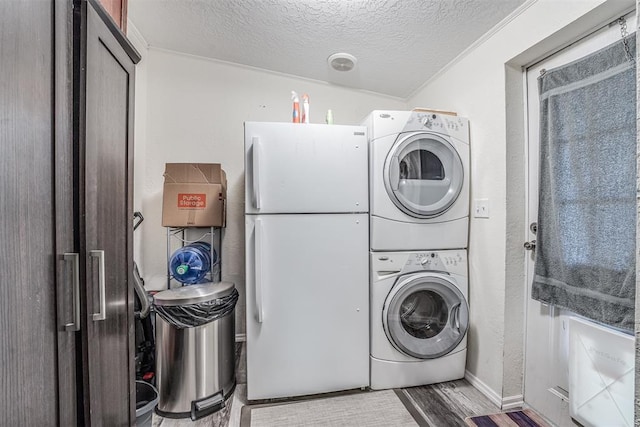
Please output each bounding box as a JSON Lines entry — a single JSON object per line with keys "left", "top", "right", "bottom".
{"left": 364, "top": 110, "right": 470, "bottom": 251}
{"left": 370, "top": 249, "right": 469, "bottom": 390}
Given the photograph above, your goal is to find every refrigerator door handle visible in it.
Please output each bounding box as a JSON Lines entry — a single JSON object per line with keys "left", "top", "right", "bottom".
{"left": 255, "top": 218, "right": 264, "bottom": 323}
{"left": 252, "top": 137, "right": 262, "bottom": 209}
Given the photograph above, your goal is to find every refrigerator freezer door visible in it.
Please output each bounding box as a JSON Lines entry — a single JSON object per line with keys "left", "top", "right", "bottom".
{"left": 245, "top": 214, "right": 369, "bottom": 400}
{"left": 245, "top": 122, "right": 368, "bottom": 214}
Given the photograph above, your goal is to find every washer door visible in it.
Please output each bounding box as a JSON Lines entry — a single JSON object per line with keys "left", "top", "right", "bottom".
{"left": 383, "top": 273, "right": 469, "bottom": 359}
{"left": 384, "top": 132, "right": 463, "bottom": 218}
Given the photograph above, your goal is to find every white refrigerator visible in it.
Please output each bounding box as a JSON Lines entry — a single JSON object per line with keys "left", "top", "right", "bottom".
{"left": 244, "top": 122, "right": 369, "bottom": 400}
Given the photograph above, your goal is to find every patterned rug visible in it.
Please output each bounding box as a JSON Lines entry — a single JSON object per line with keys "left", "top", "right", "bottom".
{"left": 465, "top": 409, "right": 550, "bottom": 427}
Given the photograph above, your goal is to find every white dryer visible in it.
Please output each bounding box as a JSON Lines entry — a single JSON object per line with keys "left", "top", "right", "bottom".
{"left": 370, "top": 249, "right": 469, "bottom": 390}
{"left": 364, "top": 110, "right": 470, "bottom": 251}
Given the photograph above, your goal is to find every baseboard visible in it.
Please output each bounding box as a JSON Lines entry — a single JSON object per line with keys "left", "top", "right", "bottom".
{"left": 501, "top": 394, "right": 525, "bottom": 411}
{"left": 235, "top": 333, "right": 246, "bottom": 342}
{"left": 465, "top": 370, "right": 502, "bottom": 407}
{"left": 465, "top": 370, "right": 525, "bottom": 410}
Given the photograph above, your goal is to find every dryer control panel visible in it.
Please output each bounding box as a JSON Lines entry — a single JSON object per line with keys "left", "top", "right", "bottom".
{"left": 371, "top": 250, "right": 467, "bottom": 278}
{"left": 401, "top": 112, "right": 469, "bottom": 144}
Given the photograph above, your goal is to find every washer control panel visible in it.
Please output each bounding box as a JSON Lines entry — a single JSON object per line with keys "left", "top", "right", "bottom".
{"left": 372, "top": 250, "right": 467, "bottom": 278}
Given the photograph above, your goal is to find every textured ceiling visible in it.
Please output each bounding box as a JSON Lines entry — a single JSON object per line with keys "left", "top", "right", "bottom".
{"left": 129, "top": 0, "right": 527, "bottom": 99}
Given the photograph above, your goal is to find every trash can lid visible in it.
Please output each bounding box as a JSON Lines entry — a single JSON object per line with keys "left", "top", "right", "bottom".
{"left": 153, "top": 281, "right": 236, "bottom": 306}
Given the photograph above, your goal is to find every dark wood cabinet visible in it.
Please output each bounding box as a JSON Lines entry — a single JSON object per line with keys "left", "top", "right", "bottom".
{"left": 0, "top": 0, "right": 140, "bottom": 424}
{"left": 0, "top": 1, "right": 70, "bottom": 425}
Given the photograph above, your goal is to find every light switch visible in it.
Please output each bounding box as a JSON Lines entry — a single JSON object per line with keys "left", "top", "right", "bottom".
{"left": 474, "top": 199, "right": 490, "bottom": 218}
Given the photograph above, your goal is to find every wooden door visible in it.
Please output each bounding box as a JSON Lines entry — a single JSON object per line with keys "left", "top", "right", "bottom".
{"left": 0, "top": 0, "right": 77, "bottom": 425}
{"left": 79, "top": 0, "right": 139, "bottom": 424}
{"left": 98, "top": 0, "right": 128, "bottom": 31}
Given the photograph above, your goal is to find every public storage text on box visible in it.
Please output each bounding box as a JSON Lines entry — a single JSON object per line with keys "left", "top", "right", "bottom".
{"left": 162, "top": 163, "right": 227, "bottom": 227}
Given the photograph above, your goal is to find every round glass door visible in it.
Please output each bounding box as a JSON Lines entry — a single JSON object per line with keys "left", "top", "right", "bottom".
{"left": 383, "top": 274, "right": 469, "bottom": 359}
{"left": 384, "top": 132, "right": 463, "bottom": 218}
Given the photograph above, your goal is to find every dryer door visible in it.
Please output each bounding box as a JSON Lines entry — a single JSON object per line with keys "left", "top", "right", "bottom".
{"left": 384, "top": 132, "right": 463, "bottom": 218}
{"left": 383, "top": 273, "right": 469, "bottom": 359}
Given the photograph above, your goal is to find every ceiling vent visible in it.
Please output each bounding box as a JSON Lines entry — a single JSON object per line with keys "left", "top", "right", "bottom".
{"left": 328, "top": 53, "right": 357, "bottom": 72}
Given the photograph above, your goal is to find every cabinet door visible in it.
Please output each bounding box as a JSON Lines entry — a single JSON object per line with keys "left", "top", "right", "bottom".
{"left": 81, "top": 1, "right": 137, "bottom": 424}
{"left": 54, "top": 0, "right": 80, "bottom": 424}
{"left": 0, "top": 1, "right": 78, "bottom": 425}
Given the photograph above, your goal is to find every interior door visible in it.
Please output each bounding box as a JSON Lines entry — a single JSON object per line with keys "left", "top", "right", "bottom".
{"left": 383, "top": 133, "right": 464, "bottom": 218}
{"left": 523, "top": 14, "right": 635, "bottom": 426}
{"left": 81, "top": 1, "right": 138, "bottom": 424}
{"left": 245, "top": 213, "right": 369, "bottom": 400}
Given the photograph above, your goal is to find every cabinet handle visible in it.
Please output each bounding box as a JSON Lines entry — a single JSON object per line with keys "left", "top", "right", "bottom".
{"left": 133, "top": 211, "right": 144, "bottom": 231}
{"left": 252, "top": 137, "right": 262, "bottom": 209}
{"left": 255, "top": 219, "right": 264, "bottom": 323}
{"left": 63, "top": 253, "right": 81, "bottom": 332}
{"left": 90, "top": 250, "right": 106, "bottom": 321}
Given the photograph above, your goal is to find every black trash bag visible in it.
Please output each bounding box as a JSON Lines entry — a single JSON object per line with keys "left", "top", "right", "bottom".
{"left": 154, "top": 288, "right": 239, "bottom": 329}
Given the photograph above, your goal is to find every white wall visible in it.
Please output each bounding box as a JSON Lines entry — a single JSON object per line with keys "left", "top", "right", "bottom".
{"left": 134, "top": 48, "right": 406, "bottom": 334}
{"left": 408, "top": 0, "right": 633, "bottom": 406}
{"left": 128, "top": 23, "right": 149, "bottom": 269}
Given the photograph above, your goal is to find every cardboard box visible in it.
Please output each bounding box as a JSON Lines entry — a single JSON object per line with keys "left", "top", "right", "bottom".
{"left": 162, "top": 163, "right": 227, "bottom": 227}
{"left": 412, "top": 107, "right": 457, "bottom": 116}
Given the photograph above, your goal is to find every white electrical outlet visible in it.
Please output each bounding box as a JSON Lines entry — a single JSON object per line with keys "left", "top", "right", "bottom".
{"left": 474, "top": 199, "right": 490, "bottom": 218}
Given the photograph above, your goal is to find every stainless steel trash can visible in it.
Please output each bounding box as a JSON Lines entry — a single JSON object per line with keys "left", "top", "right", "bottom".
{"left": 153, "top": 282, "right": 238, "bottom": 420}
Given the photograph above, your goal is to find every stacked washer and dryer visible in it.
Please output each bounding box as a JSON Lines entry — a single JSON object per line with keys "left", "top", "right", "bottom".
{"left": 363, "top": 110, "right": 471, "bottom": 390}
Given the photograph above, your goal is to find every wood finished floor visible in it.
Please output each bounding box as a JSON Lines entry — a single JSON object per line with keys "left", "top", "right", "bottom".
{"left": 152, "top": 343, "right": 501, "bottom": 426}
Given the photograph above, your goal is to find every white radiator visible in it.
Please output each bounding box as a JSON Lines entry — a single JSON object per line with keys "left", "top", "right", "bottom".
{"left": 569, "top": 317, "right": 635, "bottom": 427}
